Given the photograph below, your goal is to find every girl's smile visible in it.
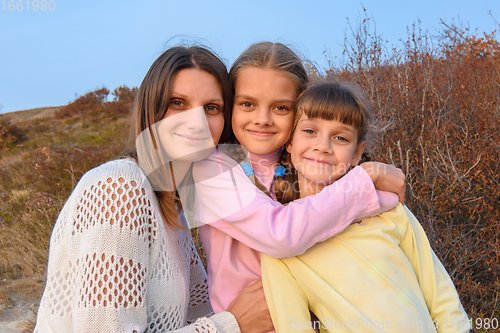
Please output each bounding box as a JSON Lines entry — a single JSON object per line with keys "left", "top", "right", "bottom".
{"left": 302, "top": 157, "right": 334, "bottom": 165}
{"left": 246, "top": 129, "right": 277, "bottom": 137}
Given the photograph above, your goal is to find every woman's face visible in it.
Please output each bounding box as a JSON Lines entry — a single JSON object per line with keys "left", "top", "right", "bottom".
{"left": 157, "top": 68, "right": 225, "bottom": 162}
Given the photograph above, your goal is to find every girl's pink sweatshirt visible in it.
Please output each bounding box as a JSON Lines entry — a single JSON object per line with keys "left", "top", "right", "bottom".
{"left": 191, "top": 148, "right": 398, "bottom": 313}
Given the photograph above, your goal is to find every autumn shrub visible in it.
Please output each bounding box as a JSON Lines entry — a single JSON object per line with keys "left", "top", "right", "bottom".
{"left": 54, "top": 87, "right": 110, "bottom": 119}
{"left": 328, "top": 15, "right": 499, "bottom": 327}
{"left": 112, "top": 85, "right": 138, "bottom": 104}
{"left": 102, "top": 100, "right": 131, "bottom": 117}
{"left": 53, "top": 86, "right": 136, "bottom": 122}
{"left": 0, "top": 116, "right": 26, "bottom": 150}
{"left": 104, "top": 86, "right": 138, "bottom": 117}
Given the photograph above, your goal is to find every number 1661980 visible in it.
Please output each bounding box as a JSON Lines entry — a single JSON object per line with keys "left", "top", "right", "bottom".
{"left": 2, "top": 0, "right": 55, "bottom": 11}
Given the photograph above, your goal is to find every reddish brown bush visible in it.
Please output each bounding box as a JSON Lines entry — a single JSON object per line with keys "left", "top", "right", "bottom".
{"left": 54, "top": 87, "right": 110, "bottom": 119}
{"left": 112, "top": 85, "right": 138, "bottom": 104}
{"left": 54, "top": 86, "right": 137, "bottom": 120}
{"left": 329, "top": 16, "right": 499, "bottom": 328}
{"left": 0, "top": 116, "right": 26, "bottom": 150}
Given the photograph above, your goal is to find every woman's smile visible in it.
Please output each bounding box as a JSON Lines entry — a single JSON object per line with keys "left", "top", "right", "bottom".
{"left": 174, "top": 132, "right": 210, "bottom": 144}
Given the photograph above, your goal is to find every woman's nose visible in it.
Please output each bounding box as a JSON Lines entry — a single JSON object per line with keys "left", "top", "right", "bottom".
{"left": 185, "top": 107, "right": 208, "bottom": 132}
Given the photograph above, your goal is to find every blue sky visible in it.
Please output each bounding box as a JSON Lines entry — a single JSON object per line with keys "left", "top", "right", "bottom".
{"left": 1, "top": 0, "right": 498, "bottom": 114}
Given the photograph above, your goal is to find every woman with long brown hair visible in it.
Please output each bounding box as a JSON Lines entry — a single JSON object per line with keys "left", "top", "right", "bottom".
{"left": 34, "top": 46, "right": 272, "bottom": 333}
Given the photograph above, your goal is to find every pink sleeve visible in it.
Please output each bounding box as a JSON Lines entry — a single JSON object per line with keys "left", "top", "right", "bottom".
{"left": 190, "top": 150, "right": 398, "bottom": 258}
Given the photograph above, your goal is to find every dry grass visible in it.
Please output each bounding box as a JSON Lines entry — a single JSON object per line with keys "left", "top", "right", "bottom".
{"left": 2, "top": 106, "right": 62, "bottom": 124}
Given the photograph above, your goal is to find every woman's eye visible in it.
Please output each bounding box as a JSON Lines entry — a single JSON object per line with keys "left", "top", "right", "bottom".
{"left": 303, "top": 129, "right": 316, "bottom": 135}
{"left": 241, "top": 102, "right": 253, "bottom": 108}
{"left": 205, "top": 104, "right": 221, "bottom": 115}
{"left": 170, "top": 99, "right": 184, "bottom": 107}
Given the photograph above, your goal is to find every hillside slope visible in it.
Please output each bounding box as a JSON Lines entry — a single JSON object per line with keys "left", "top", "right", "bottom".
{"left": 0, "top": 88, "right": 135, "bottom": 332}
{"left": 2, "top": 107, "right": 62, "bottom": 124}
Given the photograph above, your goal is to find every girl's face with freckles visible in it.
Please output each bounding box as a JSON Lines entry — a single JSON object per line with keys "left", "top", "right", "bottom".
{"left": 287, "top": 114, "right": 366, "bottom": 197}
{"left": 232, "top": 67, "right": 297, "bottom": 155}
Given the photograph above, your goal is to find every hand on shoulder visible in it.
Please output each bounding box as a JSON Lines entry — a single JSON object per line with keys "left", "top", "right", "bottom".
{"left": 361, "top": 162, "right": 406, "bottom": 204}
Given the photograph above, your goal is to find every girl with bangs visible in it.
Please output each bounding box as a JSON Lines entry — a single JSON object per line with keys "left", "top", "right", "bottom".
{"left": 260, "top": 80, "right": 470, "bottom": 333}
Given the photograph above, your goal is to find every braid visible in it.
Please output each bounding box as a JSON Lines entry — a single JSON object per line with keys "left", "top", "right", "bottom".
{"left": 274, "top": 148, "right": 300, "bottom": 205}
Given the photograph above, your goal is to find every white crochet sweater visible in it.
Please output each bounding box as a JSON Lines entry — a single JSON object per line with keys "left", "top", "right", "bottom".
{"left": 34, "top": 159, "right": 240, "bottom": 333}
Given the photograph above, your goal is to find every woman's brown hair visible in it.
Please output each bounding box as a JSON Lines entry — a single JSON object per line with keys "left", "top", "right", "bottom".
{"left": 123, "top": 46, "right": 231, "bottom": 229}
{"left": 275, "top": 79, "right": 375, "bottom": 204}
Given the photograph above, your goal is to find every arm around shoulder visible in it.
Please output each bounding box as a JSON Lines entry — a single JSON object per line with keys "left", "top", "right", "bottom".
{"left": 192, "top": 152, "right": 394, "bottom": 257}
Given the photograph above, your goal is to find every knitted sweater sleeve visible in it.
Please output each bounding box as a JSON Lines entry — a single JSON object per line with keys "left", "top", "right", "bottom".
{"left": 34, "top": 160, "right": 239, "bottom": 333}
